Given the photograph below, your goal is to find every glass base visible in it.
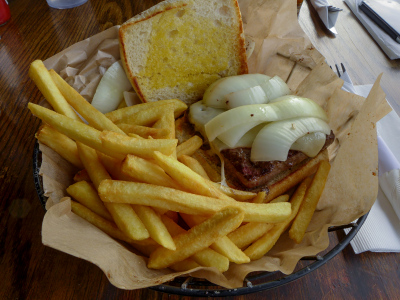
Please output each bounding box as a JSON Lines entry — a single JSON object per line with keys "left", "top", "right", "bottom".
{"left": 46, "top": 0, "right": 88, "bottom": 9}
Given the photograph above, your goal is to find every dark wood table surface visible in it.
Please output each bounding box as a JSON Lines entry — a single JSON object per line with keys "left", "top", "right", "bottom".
{"left": 1, "top": 0, "right": 399, "bottom": 299}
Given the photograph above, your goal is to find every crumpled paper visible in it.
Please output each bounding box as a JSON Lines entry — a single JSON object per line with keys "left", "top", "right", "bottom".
{"left": 38, "top": 0, "right": 391, "bottom": 290}
{"left": 309, "top": 0, "right": 341, "bottom": 35}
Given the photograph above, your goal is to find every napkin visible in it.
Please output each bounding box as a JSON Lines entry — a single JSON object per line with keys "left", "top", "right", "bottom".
{"left": 344, "top": 0, "right": 400, "bottom": 59}
{"left": 341, "top": 69, "right": 400, "bottom": 253}
{"left": 309, "top": 0, "right": 341, "bottom": 35}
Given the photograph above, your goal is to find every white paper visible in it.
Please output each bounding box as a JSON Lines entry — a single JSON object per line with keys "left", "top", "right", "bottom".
{"left": 309, "top": 0, "right": 340, "bottom": 35}
{"left": 344, "top": 0, "right": 400, "bottom": 60}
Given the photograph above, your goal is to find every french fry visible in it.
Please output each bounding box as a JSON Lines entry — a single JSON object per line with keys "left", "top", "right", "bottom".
{"left": 121, "top": 155, "right": 181, "bottom": 189}
{"left": 100, "top": 130, "right": 178, "bottom": 158}
{"left": 228, "top": 195, "right": 289, "bottom": 249}
{"left": 178, "top": 154, "right": 210, "bottom": 180}
{"left": 153, "top": 107, "right": 175, "bottom": 139}
{"left": 28, "top": 103, "right": 125, "bottom": 160}
{"left": 161, "top": 215, "right": 229, "bottom": 272}
{"left": 117, "top": 123, "right": 170, "bottom": 139}
{"left": 67, "top": 181, "right": 113, "bottom": 221}
{"left": 147, "top": 207, "right": 244, "bottom": 269}
{"left": 70, "top": 200, "right": 132, "bottom": 244}
{"left": 117, "top": 103, "right": 175, "bottom": 126}
{"left": 181, "top": 213, "right": 250, "bottom": 264}
{"left": 289, "top": 161, "right": 331, "bottom": 243}
{"left": 244, "top": 177, "right": 312, "bottom": 260}
{"left": 176, "top": 135, "right": 203, "bottom": 158}
{"left": 98, "top": 180, "right": 292, "bottom": 223}
{"left": 36, "top": 125, "right": 83, "bottom": 169}
{"left": 117, "top": 99, "right": 127, "bottom": 109}
{"left": 265, "top": 149, "right": 329, "bottom": 203}
{"left": 214, "top": 185, "right": 257, "bottom": 202}
{"left": 96, "top": 152, "right": 136, "bottom": 182}
{"left": 153, "top": 151, "right": 234, "bottom": 202}
{"left": 76, "top": 142, "right": 149, "bottom": 241}
{"left": 127, "top": 133, "right": 145, "bottom": 139}
{"left": 179, "top": 155, "right": 255, "bottom": 202}
{"left": 251, "top": 191, "right": 266, "bottom": 204}
{"left": 49, "top": 69, "right": 126, "bottom": 135}
{"left": 228, "top": 222, "right": 274, "bottom": 250}
{"left": 105, "top": 99, "right": 187, "bottom": 123}
{"left": 270, "top": 194, "right": 290, "bottom": 203}
{"left": 169, "top": 259, "right": 201, "bottom": 272}
{"left": 73, "top": 169, "right": 91, "bottom": 182}
{"left": 29, "top": 60, "right": 79, "bottom": 120}
{"left": 132, "top": 205, "right": 176, "bottom": 250}
{"left": 192, "top": 152, "right": 221, "bottom": 182}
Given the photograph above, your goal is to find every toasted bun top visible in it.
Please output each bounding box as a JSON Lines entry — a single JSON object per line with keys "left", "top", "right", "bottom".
{"left": 119, "top": 0, "right": 248, "bottom": 105}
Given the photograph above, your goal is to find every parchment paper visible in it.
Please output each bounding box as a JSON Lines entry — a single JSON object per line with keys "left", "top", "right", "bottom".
{"left": 38, "top": 0, "right": 392, "bottom": 289}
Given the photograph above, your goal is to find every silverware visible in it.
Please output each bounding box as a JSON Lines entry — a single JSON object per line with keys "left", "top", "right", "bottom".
{"left": 330, "top": 63, "right": 346, "bottom": 78}
{"left": 328, "top": 6, "right": 343, "bottom": 12}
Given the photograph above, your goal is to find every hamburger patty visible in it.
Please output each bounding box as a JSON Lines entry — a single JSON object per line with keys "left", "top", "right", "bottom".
{"left": 221, "top": 131, "right": 335, "bottom": 189}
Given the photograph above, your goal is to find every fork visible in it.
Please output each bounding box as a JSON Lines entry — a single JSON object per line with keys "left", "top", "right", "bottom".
{"left": 328, "top": 6, "right": 343, "bottom": 12}
{"left": 331, "top": 63, "right": 356, "bottom": 93}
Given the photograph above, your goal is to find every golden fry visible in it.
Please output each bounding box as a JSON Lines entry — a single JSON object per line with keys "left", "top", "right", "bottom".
{"left": 153, "top": 107, "right": 175, "bottom": 139}
{"left": 161, "top": 215, "right": 229, "bottom": 272}
{"left": 147, "top": 207, "right": 244, "bottom": 269}
{"left": 270, "top": 194, "right": 290, "bottom": 203}
{"left": 244, "top": 177, "right": 312, "bottom": 260}
{"left": 251, "top": 191, "right": 266, "bottom": 204}
{"left": 289, "top": 161, "right": 331, "bottom": 243}
{"left": 265, "top": 150, "right": 329, "bottom": 203}
{"left": 36, "top": 125, "right": 83, "bottom": 169}
{"left": 28, "top": 103, "right": 124, "bottom": 160}
{"left": 50, "top": 69, "right": 125, "bottom": 135}
{"left": 29, "top": 60, "right": 79, "bottom": 120}
{"left": 132, "top": 205, "right": 176, "bottom": 250}
{"left": 153, "top": 151, "right": 233, "bottom": 201}
{"left": 100, "top": 131, "right": 177, "bottom": 158}
{"left": 105, "top": 99, "right": 187, "bottom": 123}
{"left": 176, "top": 135, "right": 203, "bottom": 158}
{"left": 98, "top": 180, "right": 292, "bottom": 223}
{"left": 73, "top": 169, "right": 91, "bottom": 182}
{"left": 228, "top": 222, "right": 274, "bottom": 250}
{"left": 76, "top": 142, "right": 149, "bottom": 241}
{"left": 117, "top": 123, "right": 170, "bottom": 139}
{"left": 67, "top": 180, "right": 112, "bottom": 221}
{"left": 181, "top": 213, "right": 250, "bottom": 264}
{"left": 121, "top": 155, "right": 181, "bottom": 189}
{"left": 178, "top": 155, "right": 210, "bottom": 180}
{"left": 70, "top": 200, "right": 132, "bottom": 243}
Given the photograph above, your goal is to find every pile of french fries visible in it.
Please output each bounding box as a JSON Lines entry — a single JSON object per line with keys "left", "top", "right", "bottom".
{"left": 29, "top": 59, "right": 331, "bottom": 273}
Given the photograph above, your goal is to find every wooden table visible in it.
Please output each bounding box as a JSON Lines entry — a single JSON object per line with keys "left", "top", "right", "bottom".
{"left": 1, "top": 0, "right": 399, "bottom": 299}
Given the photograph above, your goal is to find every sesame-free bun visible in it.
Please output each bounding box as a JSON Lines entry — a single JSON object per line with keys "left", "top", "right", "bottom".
{"left": 119, "top": 0, "right": 248, "bottom": 105}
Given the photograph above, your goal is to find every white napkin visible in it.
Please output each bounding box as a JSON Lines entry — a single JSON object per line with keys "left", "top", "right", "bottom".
{"left": 309, "top": 0, "right": 341, "bottom": 35}
{"left": 344, "top": 0, "right": 400, "bottom": 60}
{"left": 341, "top": 69, "right": 400, "bottom": 253}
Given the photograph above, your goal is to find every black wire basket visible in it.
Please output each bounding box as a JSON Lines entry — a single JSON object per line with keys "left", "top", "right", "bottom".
{"left": 33, "top": 141, "right": 367, "bottom": 297}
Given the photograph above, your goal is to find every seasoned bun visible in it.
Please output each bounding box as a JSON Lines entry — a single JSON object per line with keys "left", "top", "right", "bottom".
{"left": 119, "top": 0, "right": 248, "bottom": 105}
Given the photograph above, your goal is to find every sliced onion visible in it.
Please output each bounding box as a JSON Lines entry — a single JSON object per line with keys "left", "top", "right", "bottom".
{"left": 217, "top": 121, "right": 264, "bottom": 147}
{"left": 205, "top": 96, "right": 328, "bottom": 142}
{"left": 225, "top": 85, "right": 268, "bottom": 109}
{"left": 291, "top": 132, "right": 326, "bottom": 157}
{"left": 259, "top": 76, "right": 291, "bottom": 102}
{"left": 203, "top": 74, "right": 271, "bottom": 109}
{"left": 251, "top": 117, "right": 331, "bottom": 162}
{"left": 91, "top": 61, "right": 132, "bottom": 113}
{"left": 188, "top": 100, "right": 226, "bottom": 138}
{"left": 233, "top": 124, "right": 265, "bottom": 148}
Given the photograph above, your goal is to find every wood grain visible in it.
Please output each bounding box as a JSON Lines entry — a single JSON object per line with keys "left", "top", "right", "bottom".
{"left": 0, "top": 0, "right": 399, "bottom": 299}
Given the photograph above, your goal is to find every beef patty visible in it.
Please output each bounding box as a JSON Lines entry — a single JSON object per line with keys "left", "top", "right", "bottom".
{"left": 221, "top": 131, "right": 335, "bottom": 189}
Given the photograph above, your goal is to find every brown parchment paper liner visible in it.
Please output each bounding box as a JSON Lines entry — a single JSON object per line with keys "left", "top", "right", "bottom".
{"left": 38, "top": 0, "right": 392, "bottom": 290}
